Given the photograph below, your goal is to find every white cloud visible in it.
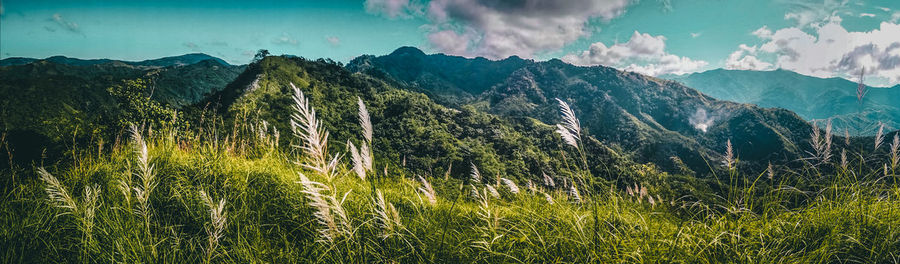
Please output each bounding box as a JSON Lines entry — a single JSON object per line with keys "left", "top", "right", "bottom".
{"left": 562, "top": 31, "right": 708, "bottom": 76}
{"left": 423, "top": 0, "right": 632, "bottom": 59}
{"left": 893, "top": 12, "right": 900, "bottom": 23}
{"left": 621, "top": 54, "right": 709, "bottom": 76}
{"left": 426, "top": 29, "right": 473, "bottom": 55}
{"left": 743, "top": 19, "right": 900, "bottom": 85}
{"left": 689, "top": 108, "right": 717, "bottom": 133}
{"left": 690, "top": 32, "right": 702, "bottom": 38}
{"left": 272, "top": 33, "right": 299, "bottom": 46}
{"left": 725, "top": 44, "right": 773, "bottom": 71}
{"left": 364, "top": 0, "right": 423, "bottom": 19}
{"left": 859, "top": 13, "right": 876, "bottom": 18}
{"left": 326, "top": 36, "right": 341, "bottom": 46}
{"left": 752, "top": 26, "right": 773, "bottom": 39}
{"left": 876, "top": 6, "right": 890, "bottom": 12}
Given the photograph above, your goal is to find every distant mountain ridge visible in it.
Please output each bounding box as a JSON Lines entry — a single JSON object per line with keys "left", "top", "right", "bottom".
{"left": 0, "top": 54, "right": 244, "bottom": 162}
{"left": 3, "top": 48, "right": 885, "bottom": 177}
{"left": 347, "top": 47, "right": 823, "bottom": 173}
{"left": 669, "top": 69, "right": 900, "bottom": 135}
{"left": 0, "top": 53, "right": 231, "bottom": 67}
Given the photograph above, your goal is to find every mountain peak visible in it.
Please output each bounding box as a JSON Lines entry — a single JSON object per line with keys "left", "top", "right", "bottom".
{"left": 390, "top": 46, "right": 427, "bottom": 57}
{"left": 135, "top": 53, "right": 229, "bottom": 67}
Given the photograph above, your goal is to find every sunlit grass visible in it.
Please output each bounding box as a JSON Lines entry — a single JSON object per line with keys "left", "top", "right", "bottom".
{"left": 2, "top": 131, "right": 899, "bottom": 263}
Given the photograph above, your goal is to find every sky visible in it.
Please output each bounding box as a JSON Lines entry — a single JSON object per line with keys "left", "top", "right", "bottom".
{"left": 2, "top": 0, "right": 900, "bottom": 86}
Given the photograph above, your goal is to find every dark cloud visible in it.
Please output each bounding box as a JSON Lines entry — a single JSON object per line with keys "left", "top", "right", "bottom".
{"left": 423, "top": 0, "right": 632, "bottom": 59}
{"left": 363, "top": 0, "right": 639, "bottom": 59}
{"left": 837, "top": 43, "right": 900, "bottom": 72}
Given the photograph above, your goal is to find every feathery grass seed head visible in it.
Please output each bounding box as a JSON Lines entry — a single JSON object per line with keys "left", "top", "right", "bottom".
{"left": 500, "top": 178, "right": 519, "bottom": 194}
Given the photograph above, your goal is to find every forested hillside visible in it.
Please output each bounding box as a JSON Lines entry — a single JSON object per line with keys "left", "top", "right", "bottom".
{"left": 1, "top": 51, "right": 899, "bottom": 263}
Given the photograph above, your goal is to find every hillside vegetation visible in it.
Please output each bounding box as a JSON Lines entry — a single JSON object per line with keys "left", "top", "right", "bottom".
{"left": 349, "top": 47, "right": 824, "bottom": 174}
{"left": 2, "top": 53, "right": 900, "bottom": 263}
{"left": 0, "top": 57, "right": 243, "bottom": 164}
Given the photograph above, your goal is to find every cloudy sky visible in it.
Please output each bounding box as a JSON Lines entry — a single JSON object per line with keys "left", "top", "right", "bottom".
{"left": 2, "top": 0, "right": 900, "bottom": 86}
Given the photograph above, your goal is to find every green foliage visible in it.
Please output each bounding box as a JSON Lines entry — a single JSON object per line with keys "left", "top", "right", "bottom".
{"left": 107, "top": 78, "right": 180, "bottom": 129}
{"left": 348, "top": 48, "right": 828, "bottom": 175}
{"left": 210, "top": 56, "right": 615, "bottom": 186}
{"left": 0, "top": 59, "right": 241, "bottom": 166}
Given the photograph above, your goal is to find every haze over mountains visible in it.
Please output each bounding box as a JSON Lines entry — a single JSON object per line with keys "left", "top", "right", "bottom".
{"left": 670, "top": 69, "right": 900, "bottom": 135}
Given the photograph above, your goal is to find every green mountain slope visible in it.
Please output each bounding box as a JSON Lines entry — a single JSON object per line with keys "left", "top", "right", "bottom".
{"left": 669, "top": 69, "right": 900, "bottom": 135}
{"left": 348, "top": 47, "right": 820, "bottom": 173}
{"left": 201, "top": 55, "right": 671, "bottom": 188}
{"left": 3, "top": 53, "right": 900, "bottom": 264}
{"left": 0, "top": 57, "right": 243, "bottom": 163}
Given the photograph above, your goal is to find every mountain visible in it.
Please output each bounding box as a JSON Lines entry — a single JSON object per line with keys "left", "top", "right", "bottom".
{"left": 4, "top": 53, "right": 899, "bottom": 264}
{"left": 0, "top": 53, "right": 230, "bottom": 67}
{"left": 0, "top": 56, "right": 243, "bottom": 163}
{"left": 198, "top": 55, "right": 653, "bottom": 186}
{"left": 347, "top": 47, "right": 530, "bottom": 106}
{"left": 669, "top": 69, "right": 900, "bottom": 135}
{"left": 130, "top": 53, "right": 231, "bottom": 67}
{"left": 0, "top": 48, "right": 863, "bottom": 179}
{"left": 348, "top": 47, "right": 824, "bottom": 173}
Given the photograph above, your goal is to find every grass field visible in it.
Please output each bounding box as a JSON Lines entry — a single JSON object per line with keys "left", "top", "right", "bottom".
{"left": 2, "top": 89, "right": 900, "bottom": 263}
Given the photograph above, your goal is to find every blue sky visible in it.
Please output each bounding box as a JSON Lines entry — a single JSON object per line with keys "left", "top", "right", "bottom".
{"left": 2, "top": 0, "right": 900, "bottom": 85}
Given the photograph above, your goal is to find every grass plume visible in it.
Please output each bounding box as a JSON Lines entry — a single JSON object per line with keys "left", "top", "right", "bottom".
{"left": 297, "top": 172, "right": 351, "bottom": 243}
{"left": 290, "top": 82, "right": 340, "bottom": 180}
{"left": 199, "top": 190, "right": 227, "bottom": 264}
{"left": 417, "top": 175, "right": 437, "bottom": 205}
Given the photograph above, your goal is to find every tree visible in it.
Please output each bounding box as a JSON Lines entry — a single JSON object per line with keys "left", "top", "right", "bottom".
{"left": 253, "top": 49, "right": 270, "bottom": 63}
{"left": 107, "top": 78, "right": 179, "bottom": 129}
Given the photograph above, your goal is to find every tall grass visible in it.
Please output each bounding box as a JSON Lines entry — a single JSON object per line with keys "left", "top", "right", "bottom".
{"left": 4, "top": 84, "right": 900, "bottom": 263}
{"left": 555, "top": 98, "right": 593, "bottom": 194}
{"left": 7, "top": 122, "right": 900, "bottom": 263}
{"left": 198, "top": 190, "right": 227, "bottom": 264}
{"left": 290, "top": 83, "right": 340, "bottom": 180}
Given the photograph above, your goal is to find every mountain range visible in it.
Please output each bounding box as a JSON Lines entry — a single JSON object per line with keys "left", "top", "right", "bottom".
{"left": 0, "top": 53, "right": 231, "bottom": 67}
{"left": 0, "top": 54, "right": 244, "bottom": 162}
{"left": 347, "top": 47, "right": 818, "bottom": 173}
{"left": 5, "top": 48, "right": 895, "bottom": 180}
{"left": 669, "top": 69, "right": 900, "bottom": 135}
